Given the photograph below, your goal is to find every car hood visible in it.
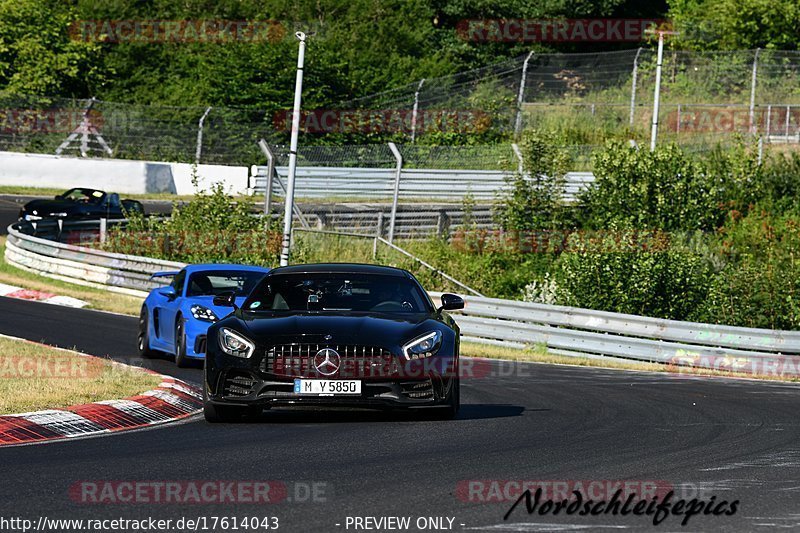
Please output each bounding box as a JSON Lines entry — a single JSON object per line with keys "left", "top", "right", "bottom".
{"left": 23, "top": 199, "right": 79, "bottom": 215}
{"left": 235, "top": 311, "right": 439, "bottom": 347}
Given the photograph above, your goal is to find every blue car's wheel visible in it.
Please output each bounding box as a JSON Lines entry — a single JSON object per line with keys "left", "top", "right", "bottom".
{"left": 137, "top": 307, "right": 157, "bottom": 358}
{"left": 175, "top": 316, "right": 190, "bottom": 368}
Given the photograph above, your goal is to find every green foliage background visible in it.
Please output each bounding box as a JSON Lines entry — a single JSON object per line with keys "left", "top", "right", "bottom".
{"left": 1, "top": 0, "right": 668, "bottom": 106}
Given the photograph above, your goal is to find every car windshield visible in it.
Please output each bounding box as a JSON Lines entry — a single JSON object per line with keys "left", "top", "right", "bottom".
{"left": 58, "top": 188, "right": 105, "bottom": 204}
{"left": 243, "top": 273, "right": 432, "bottom": 313}
{"left": 186, "top": 270, "right": 266, "bottom": 297}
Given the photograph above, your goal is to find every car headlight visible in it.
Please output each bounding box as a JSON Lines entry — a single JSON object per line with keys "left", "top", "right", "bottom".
{"left": 218, "top": 327, "right": 255, "bottom": 358}
{"left": 190, "top": 304, "right": 218, "bottom": 322}
{"left": 402, "top": 331, "right": 442, "bottom": 360}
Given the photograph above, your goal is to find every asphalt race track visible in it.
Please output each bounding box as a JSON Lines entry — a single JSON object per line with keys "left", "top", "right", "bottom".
{"left": 1, "top": 296, "right": 799, "bottom": 532}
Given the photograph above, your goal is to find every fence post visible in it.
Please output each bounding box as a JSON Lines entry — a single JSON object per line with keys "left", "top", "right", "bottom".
{"left": 280, "top": 32, "right": 307, "bottom": 267}
{"left": 757, "top": 136, "right": 764, "bottom": 165}
{"left": 649, "top": 32, "right": 666, "bottom": 151}
{"left": 786, "top": 106, "right": 791, "bottom": 140}
{"left": 99, "top": 217, "right": 107, "bottom": 244}
{"left": 373, "top": 212, "right": 384, "bottom": 259}
{"left": 258, "top": 139, "right": 276, "bottom": 223}
{"left": 514, "top": 51, "right": 535, "bottom": 138}
{"left": 195, "top": 106, "right": 212, "bottom": 164}
{"left": 387, "top": 142, "right": 403, "bottom": 244}
{"left": 749, "top": 48, "right": 760, "bottom": 135}
{"left": 629, "top": 47, "right": 643, "bottom": 127}
{"left": 766, "top": 104, "right": 772, "bottom": 136}
{"left": 511, "top": 143, "right": 524, "bottom": 175}
{"left": 410, "top": 79, "right": 425, "bottom": 144}
{"left": 436, "top": 210, "right": 450, "bottom": 239}
{"left": 676, "top": 104, "right": 681, "bottom": 133}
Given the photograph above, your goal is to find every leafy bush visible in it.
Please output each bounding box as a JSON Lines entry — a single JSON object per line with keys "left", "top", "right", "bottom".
{"left": 521, "top": 272, "right": 567, "bottom": 306}
{"left": 692, "top": 209, "right": 800, "bottom": 329}
{"left": 750, "top": 152, "right": 800, "bottom": 213}
{"left": 105, "top": 177, "right": 281, "bottom": 265}
{"left": 582, "top": 141, "right": 757, "bottom": 232}
{"left": 495, "top": 130, "right": 571, "bottom": 232}
{"left": 402, "top": 237, "right": 556, "bottom": 299}
{"left": 553, "top": 230, "right": 713, "bottom": 319}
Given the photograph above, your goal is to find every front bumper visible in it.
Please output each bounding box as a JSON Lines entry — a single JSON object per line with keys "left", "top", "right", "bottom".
{"left": 205, "top": 343, "right": 457, "bottom": 409}
{"left": 183, "top": 319, "right": 212, "bottom": 359}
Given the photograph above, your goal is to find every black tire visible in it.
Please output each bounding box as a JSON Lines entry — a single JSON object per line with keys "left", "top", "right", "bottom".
{"left": 174, "top": 317, "right": 190, "bottom": 368}
{"left": 203, "top": 401, "right": 245, "bottom": 423}
{"left": 202, "top": 383, "right": 257, "bottom": 423}
{"left": 137, "top": 307, "right": 157, "bottom": 358}
{"left": 432, "top": 378, "right": 460, "bottom": 420}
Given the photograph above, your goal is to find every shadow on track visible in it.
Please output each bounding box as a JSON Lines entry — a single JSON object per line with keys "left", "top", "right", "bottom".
{"left": 222, "top": 403, "right": 528, "bottom": 425}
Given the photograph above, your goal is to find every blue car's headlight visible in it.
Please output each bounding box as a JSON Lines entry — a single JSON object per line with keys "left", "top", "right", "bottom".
{"left": 191, "top": 304, "right": 218, "bottom": 322}
{"left": 402, "top": 331, "right": 442, "bottom": 360}
{"left": 218, "top": 328, "right": 255, "bottom": 358}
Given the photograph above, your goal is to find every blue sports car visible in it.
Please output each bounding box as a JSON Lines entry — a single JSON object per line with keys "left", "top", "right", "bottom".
{"left": 138, "top": 264, "right": 270, "bottom": 367}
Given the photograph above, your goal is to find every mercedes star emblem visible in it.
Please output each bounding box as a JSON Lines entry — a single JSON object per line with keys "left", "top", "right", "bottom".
{"left": 314, "top": 348, "right": 340, "bottom": 376}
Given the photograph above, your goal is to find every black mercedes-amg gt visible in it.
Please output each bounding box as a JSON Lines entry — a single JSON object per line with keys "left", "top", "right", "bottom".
{"left": 203, "top": 263, "right": 464, "bottom": 422}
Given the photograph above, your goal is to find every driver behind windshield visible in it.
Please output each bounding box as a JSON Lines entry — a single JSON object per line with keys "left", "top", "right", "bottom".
{"left": 245, "top": 274, "right": 428, "bottom": 313}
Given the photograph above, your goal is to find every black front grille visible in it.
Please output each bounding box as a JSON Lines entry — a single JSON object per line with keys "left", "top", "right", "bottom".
{"left": 223, "top": 373, "right": 256, "bottom": 397}
{"left": 400, "top": 379, "right": 434, "bottom": 400}
{"left": 260, "top": 344, "right": 398, "bottom": 378}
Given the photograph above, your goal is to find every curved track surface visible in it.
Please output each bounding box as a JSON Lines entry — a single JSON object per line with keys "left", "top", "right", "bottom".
{"left": 1, "top": 296, "right": 799, "bottom": 532}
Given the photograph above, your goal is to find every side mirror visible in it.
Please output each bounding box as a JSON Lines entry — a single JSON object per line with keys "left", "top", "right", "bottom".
{"left": 213, "top": 291, "right": 237, "bottom": 308}
{"left": 439, "top": 293, "right": 465, "bottom": 312}
{"left": 159, "top": 286, "right": 177, "bottom": 299}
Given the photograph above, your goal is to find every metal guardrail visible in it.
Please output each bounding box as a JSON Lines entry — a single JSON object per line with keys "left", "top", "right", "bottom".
{"left": 253, "top": 166, "right": 595, "bottom": 202}
{"left": 6, "top": 223, "right": 184, "bottom": 297}
{"left": 7, "top": 222, "right": 800, "bottom": 374}
{"left": 429, "top": 292, "right": 800, "bottom": 373}
{"left": 290, "top": 206, "right": 496, "bottom": 239}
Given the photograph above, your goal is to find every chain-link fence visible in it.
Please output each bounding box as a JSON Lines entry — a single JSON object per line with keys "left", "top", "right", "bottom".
{"left": 0, "top": 96, "right": 282, "bottom": 164}
{"left": 0, "top": 49, "right": 797, "bottom": 167}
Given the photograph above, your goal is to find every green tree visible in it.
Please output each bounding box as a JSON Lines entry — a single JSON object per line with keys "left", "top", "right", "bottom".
{"left": 495, "top": 130, "right": 571, "bottom": 232}
{"left": 670, "top": 0, "right": 800, "bottom": 50}
{"left": 0, "top": 0, "right": 105, "bottom": 98}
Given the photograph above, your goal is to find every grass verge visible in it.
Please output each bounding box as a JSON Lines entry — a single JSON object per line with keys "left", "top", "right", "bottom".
{"left": 461, "top": 341, "right": 800, "bottom": 383}
{"left": 0, "top": 236, "right": 143, "bottom": 316}
{"left": 0, "top": 335, "right": 162, "bottom": 414}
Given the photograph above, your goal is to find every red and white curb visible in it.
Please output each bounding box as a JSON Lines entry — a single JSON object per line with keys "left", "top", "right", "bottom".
{"left": 0, "top": 282, "right": 88, "bottom": 308}
{"left": 0, "top": 343, "right": 201, "bottom": 447}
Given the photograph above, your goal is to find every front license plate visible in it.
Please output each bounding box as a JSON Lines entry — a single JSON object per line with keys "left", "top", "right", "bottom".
{"left": 294, "top": 379, "right": 361, "bottom": 395}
